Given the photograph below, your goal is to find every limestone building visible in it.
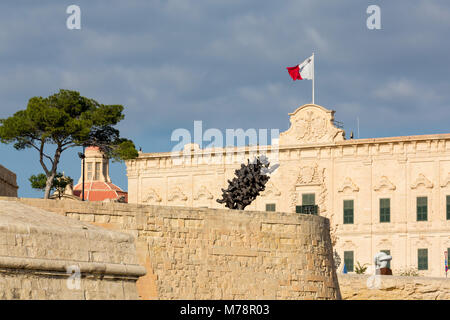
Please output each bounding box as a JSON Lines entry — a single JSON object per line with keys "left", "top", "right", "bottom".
{"left": 0, "top": 163, "right": 18, "bottom": 197}
{"left": 126, "top": 104, "right": 450, "bottom": 277}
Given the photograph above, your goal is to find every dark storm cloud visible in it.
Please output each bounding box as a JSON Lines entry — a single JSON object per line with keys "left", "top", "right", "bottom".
{"left": 0, "top": 0, "right": 449, "bottom": 197}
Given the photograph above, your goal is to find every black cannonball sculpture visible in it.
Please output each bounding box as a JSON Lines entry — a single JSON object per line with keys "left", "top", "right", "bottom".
{"left": 217, "top": 155, "right": 274, "bottom": 210}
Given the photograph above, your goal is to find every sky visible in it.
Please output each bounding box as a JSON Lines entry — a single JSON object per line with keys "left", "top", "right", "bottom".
{"left": 0, "top": 0, "right": 449, "bottom": 198}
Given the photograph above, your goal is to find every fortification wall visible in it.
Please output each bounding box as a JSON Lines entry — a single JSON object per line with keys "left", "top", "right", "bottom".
{"left": 8, "top": 197, "right": 341, "bottom": 300}
{"left": 0, "top": 199, "right": 145, "bottom": 299}
{"left": 338, "top": 274, "right": 450, "bottom": 300}
{"left": 0, "top": 164, "right": 18, "bottom": 197}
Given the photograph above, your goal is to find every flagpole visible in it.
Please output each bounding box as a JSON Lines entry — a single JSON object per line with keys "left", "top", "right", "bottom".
{"left": 312, "top": 52, "right": 315, "bottom": 104}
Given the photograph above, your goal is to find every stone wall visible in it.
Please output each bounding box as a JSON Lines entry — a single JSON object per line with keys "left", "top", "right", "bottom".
{"left": 0, "top": 199, "right": 145, "bottom": 299}
{"left": 0, "top": 164, "right": 18, "bottom": 197}
{"left": 8, "top": 197, "right": 341, "bottom": 300}
{"left": 338, "top": 274, "right": 450, "bottom": 300}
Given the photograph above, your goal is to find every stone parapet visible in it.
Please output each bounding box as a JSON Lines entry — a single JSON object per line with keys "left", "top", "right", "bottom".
{"left": 0, "top": 199, "right": 145, "bottom": 299}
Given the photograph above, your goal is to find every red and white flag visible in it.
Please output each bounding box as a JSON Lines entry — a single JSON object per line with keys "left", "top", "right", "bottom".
{"left": 286, "top": 55, "right": 314, "bottom": 81}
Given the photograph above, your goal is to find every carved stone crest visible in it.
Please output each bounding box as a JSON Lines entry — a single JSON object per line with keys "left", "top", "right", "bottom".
{"left": 295, "top": 163, "right": 321, "bottom": 185}
{"left": 279, "top": 104, "right": 345, "bottom": 145}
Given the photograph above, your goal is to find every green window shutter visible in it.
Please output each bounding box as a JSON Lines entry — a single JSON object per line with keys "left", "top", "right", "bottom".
{"left": 343, "top": 200, "right": 354, "bottom": 224}
{"left": 417, "top": 197, "right": 428, "bottom": 221}
{"left": 344, "top": 251, "right": 354, "bottom": 272}
{"left": 380, "top": 198, "right": 391, "bottom": 223}
{"left": 381, "top": 249, "right": 391, "bottom": 269}
{"left": 266, "top": 203, "right": 276, "bottom": 212}
{"left": 418, "top": 248, "right": 428, "bottom": 270}
{"left": 447, "top": 196, "right": 450, "bottom": 220}
{"left": 302, "top": 193, "right": 315, "bottom": 205}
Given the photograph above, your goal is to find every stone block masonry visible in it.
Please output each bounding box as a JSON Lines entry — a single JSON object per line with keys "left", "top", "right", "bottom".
{"left": 339, "top": 274, "right": 450, "bottom": 300}
{"left": 7, "top": 197, "right": 342, "bottom": 300}
{"left": 0, "top": 199, "right": 145, "bottom": 299}
{"left": 0, "top": 164, "right": 18, "bottom": 197}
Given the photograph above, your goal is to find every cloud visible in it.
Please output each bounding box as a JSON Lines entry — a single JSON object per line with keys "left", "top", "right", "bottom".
{"left": 0, "top": 0, "right": 450, "bottom": 197}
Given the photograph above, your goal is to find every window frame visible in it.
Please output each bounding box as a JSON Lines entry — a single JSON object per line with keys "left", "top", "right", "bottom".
{"left": 416, "top": 196, "right": 428, "bottom": 221}
{"left": 418, "top": 248, "right": 428, "bottom": 271}
{"left": 265, "top": 203, "right": 276, "bottom": 212}
{"left": 379, "top": 198, "right": 391, "bottom": 223}
{"left": 343, "top": 199, "right": 354, "bottom": 224}
{"left": 344, "top": 251, "right": 354, "bottom": 272}
{"left": 447, "top": 195, "right": 450, "bottom": 220}
{"left": 302, "top": 193, "right": 315, "bottom": 206}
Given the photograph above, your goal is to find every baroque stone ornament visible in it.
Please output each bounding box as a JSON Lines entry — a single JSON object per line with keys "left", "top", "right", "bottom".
{"left": 411, "top": 173, "right": 434, "bottom": 189}
{"left": 167, "top": 186, "right": 188, "bottom": 202}
{"left": 295, "top": 163, "right": 321, "bottom": 185}
{"left": 261, "top": 181, "right": 281, "bottom": 197}
{"left": 279, "top": 104, "right": 345, "bottom": 145}
{"left": 193, "top": 185, "right": 213, "bottom": 200}
{"left": 374, "top": 176, "right": 396, "bottom": 191}
{"left": 441, "top": 173, "right": 450, "bottom": 188}
{"left": 143, "top": 188, "right": 162, "bottom": 203}
{"left": 337, "top": 177, "right": 359, "bottom": 193}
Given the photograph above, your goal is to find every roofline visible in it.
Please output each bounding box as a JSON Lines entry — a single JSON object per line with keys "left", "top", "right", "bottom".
{"left": 130, "top": 132, "right": 450, "bottom": 160}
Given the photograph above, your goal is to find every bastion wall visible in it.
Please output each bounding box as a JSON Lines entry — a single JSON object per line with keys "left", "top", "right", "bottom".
{"left": 0, "top": 199, "right": 145, "bottom": 299}
{"left": 6, "top": 197, "right": 341, "bottom": 300}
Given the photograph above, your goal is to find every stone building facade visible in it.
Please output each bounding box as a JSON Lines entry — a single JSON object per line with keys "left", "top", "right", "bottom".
{"left": 126, "top": 104, "right": 450, "bottom": 277}
{"left": 0, "top": 164, "right": 18, "bottom": 197}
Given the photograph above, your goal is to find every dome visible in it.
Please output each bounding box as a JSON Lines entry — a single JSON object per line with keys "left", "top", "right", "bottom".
{"left": 73, "top": 181, "right": 128, "bottom": 202}
{"left": 74, "top": 146, "right": 128, "bottom": 202}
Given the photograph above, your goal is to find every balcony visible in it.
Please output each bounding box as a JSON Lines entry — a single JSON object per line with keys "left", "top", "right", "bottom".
{"left": 296, "top": 205, "right": 319, "bottom": 215}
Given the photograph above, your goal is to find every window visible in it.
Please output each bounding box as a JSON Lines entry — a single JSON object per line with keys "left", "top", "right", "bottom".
{"left": 381, "top": 250, "right": 391, "bottom": 269}
{"left": 266, "top": 203, "right": 276, "bottom": 212}
{"left": 344, "top": 251, "right": 354, "bottom": 272}
{"left": 417, "top": 197, "right": 428, "bottom": 221}
{"left": 447, "top": 196, "right": 450, "bottom": 220}
{"left": 380, "top": 198, "right": 390, "bottom": 223}
{"left": 343, "top": 200, "right": 354, "bottom": 224}
{"left": 103, "top": 162, "right": 108, "bottom": 179}
{"left": 302, "top": 193, "right": 315, "bottom": 205}
{"left": 87, "top": 162, "right": 93, "bottom": 180}
{"left": 95, "top": 162, "right": 101, "bottom": 180}
{"left": 418, "top": 248, "right": 428, "bottom": 270}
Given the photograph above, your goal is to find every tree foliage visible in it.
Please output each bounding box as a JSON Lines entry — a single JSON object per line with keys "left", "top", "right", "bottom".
{"left": 217, "top": 156, "right": 272, "bottom": 210}
{"left": 0, "top": 89, "right": 138, "bottom": 199}
{"left": 29, "top": 172, "right": 73, "bottom": 199}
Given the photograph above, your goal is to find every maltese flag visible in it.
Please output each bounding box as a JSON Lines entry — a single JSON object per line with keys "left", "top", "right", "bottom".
{"left": 286, "top": 55, "right": 314, "bottom": 81}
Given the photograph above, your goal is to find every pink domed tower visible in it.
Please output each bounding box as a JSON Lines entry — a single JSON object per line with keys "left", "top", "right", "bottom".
{"left": 73, "top": 146, "right": 128, "bottom": 202}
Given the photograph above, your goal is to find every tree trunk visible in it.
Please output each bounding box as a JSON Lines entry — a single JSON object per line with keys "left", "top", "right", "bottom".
{"left": 43, "top": 147, "right": 62, "bottom": 199}
{"left": 43, "top": 173, "right": 55, "bottom": 199}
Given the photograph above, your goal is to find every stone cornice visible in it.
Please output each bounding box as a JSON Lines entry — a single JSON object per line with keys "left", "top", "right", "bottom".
{"left": 129, "top": 133, "right": 450, "bottom": 160}
{"left": 0, "top": 255, "right": 146, "bottom": 279}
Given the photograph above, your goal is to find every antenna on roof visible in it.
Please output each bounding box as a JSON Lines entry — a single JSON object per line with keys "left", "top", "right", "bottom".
{"left": 357, "top": 116, "right": 360, "bottom": 139}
